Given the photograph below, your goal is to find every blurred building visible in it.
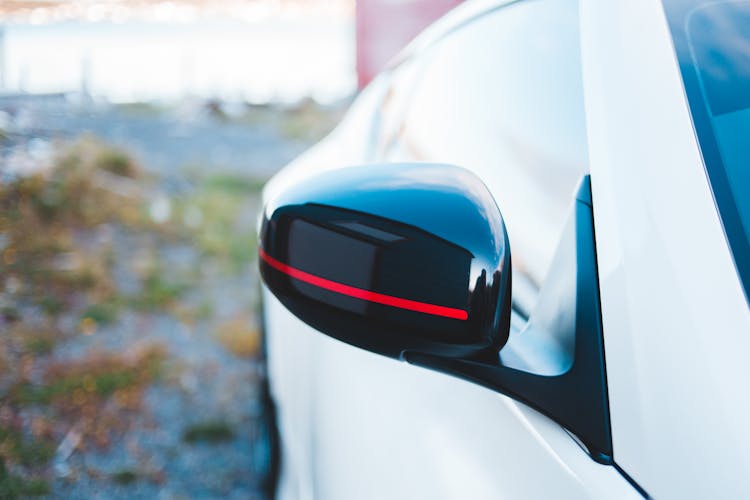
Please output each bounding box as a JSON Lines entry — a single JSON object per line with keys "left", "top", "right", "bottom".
{"left": 356, "top": 0, "right": 462, "bottom": 87}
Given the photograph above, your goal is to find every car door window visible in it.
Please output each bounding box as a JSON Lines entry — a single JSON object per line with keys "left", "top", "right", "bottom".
{"left": 374, "top": 58, "right": 432, "bottom": 159}
{"left": 380, "top": 0, "right": 587, "bottom": 315}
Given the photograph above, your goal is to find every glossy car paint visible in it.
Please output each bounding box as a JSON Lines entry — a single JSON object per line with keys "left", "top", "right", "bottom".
{"left": 581, "top": 0, "right": 750, "bottom": 498}
{"left": 262, "top": 0, "right": 750, "bottom": 498}
{"left": 264, "top": 289, "right": 638, "bottom": 500}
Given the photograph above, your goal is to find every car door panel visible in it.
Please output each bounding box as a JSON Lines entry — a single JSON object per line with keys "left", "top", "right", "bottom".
{"left": 264, "top": 288, "right": 639, "bottom": 500}
{"left": 262, "top": 0, "right": 642, "bottom": 497}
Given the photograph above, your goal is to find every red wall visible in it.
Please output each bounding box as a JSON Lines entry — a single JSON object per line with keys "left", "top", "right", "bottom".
{"left": 356, "top": 0, "right": 463, "bottom": 88}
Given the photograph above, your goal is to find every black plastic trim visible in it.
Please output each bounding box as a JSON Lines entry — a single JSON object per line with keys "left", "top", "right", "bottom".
{"left": 406, "top": 176, "right": 613, "bottom": 462}
{"left": 613, "top": 462, "right": 651, "bottom": 499}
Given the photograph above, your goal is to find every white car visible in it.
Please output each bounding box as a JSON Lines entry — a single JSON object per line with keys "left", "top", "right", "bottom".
{"left": 258, "top": 0, "right": 750, "bottom": 498}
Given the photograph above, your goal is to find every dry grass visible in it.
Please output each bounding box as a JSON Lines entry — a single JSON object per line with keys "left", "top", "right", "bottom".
{"left": 174, "top": 172, "right": 262, "bottom": 273}
{"left": 215, "top": 316, "right": 260, "bottom": 358}
{"left": 0, "top": 136, "right": 147, "bottom": 324}
{"left": 10, "top": 343, "right": 166, "bottom": 410}
{"left": 1, "top": 342, "right": 168, "bottom": 463}
{"left": 0, "top": 132, "right": 264, "bottom": 493}
{"left": 0, "top": 424, "right": 56, "bottom": 469}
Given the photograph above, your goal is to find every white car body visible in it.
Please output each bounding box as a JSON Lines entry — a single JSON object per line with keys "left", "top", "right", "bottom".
{"left": 261, "top": 0, "right": 750, "bottom": 498}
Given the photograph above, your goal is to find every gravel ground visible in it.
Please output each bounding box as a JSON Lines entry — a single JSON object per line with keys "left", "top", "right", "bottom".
{"left": 48, "top": 239, "right": 271, "bottom": 499}
{"left": 0, "top": 94, "right": 311, "bottom": 178}
{"left": 0, "top": 94, "right": 334, "bottom": 499}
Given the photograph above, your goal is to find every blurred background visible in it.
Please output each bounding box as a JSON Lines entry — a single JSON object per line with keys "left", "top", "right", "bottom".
{"left": 0, "top": 0, "right": 459, "bottom": 498}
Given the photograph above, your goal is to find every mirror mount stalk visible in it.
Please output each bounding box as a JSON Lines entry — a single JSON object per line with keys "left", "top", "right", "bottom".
{"left": 405, "top": 177, "right": 613, "bottom": 464}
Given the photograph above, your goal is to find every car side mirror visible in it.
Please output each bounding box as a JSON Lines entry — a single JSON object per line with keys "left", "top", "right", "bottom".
{"left": 259, "top": 163, "right": 511, "bottom": 361}
{"left": 260, "top": 166, "right": 614, "bottom": 463}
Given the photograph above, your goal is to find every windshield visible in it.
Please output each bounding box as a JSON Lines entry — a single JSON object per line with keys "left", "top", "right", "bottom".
{"left": 662, "top": 0, "right": 750, "bottom": 302}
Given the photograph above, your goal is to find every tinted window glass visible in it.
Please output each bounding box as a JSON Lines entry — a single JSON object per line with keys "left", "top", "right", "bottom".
{"left": 662, "top": 0, "right": 750, "bottom": 303}
{"left": 688, "top": 4, "right": 750, "bottom": 116}
{"left": 380, "top": 0, "right": 587, "bottom": 312}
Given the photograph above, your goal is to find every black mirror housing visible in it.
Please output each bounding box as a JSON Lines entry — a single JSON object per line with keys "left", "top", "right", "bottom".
{"left": 259, "top": 163, "right": 511, "bottom": 361}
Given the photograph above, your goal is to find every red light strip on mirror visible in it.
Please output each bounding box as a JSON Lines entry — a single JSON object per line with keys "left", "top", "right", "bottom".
{"left": 259, "top": 247, "right": 468, "bottom": 321}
